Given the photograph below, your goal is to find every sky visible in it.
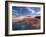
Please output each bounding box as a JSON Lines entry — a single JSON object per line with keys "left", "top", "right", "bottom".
{"left": 12, "top": 6, "right": 41, "bottom": 16}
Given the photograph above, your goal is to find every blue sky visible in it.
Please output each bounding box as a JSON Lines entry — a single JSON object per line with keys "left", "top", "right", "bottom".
{"left": 12, "top": 6, "right": 40, "bottom": 16}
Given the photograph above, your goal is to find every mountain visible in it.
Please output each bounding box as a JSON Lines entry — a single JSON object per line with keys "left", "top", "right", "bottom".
{"left": 12, "top": 16, "right": 40, "bottom": 28}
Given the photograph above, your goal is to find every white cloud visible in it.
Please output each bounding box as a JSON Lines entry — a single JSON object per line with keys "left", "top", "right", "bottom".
{"left": 26, "top": 8, "right": 35, "bottom": 14}
{"left": 12, "top": 9, "right": 19, "bottom": 15}
{"left": 36, "top": 11, "right": 40, "bottom": 14}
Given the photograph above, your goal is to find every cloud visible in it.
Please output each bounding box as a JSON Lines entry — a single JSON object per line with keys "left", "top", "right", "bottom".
{"left": 36, "top": 11, "right": 40, "bottom": 14}
{"left": 26, "top": 8, "right": 40, "bottom": 16}
{"left": 12, "top": 7, "right": 40, "bottom": 16}
{"left": 26, "top": 8, "right": 35, "bottom": 14}
{"left": 12, "top": 9, "right": 19, "bottom": 15}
